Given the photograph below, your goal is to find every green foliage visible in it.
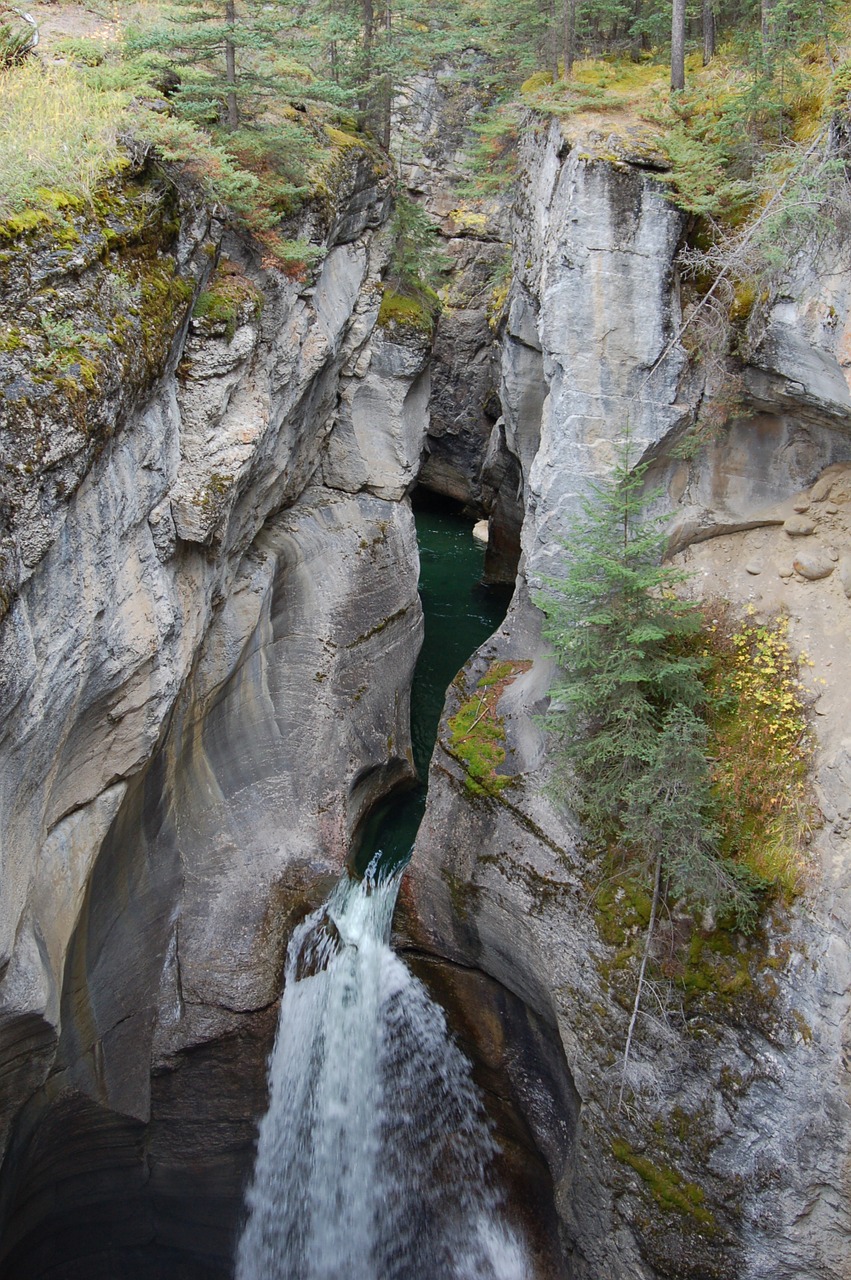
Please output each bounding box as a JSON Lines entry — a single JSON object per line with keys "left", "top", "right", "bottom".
{"left": 460, "top": 102, "right": 521, "bottom": 198}
{"left": 522, "top": 80, "right": 619, "bottom": 118}
{"left": 387, "top": 189, "right": 448, "bottom": 295}
{"left": 128, "top": 0, "right": 283, "bottom": 128}
{"left": 662, "top": 122, "right": 756, "bottom": 220}
{"left": 53, "top": 36, "right": 108, "bottom": 67}
{"left": 266, "top": 237, "right": 326, "bottom": 277}
{"left": 537, "top": 444, "right": 761, "bottom": 929}
{"left": 125, "top": 1, "right": 332, "bottom": 248}
{"left": 0, "top": 8, "right": 36, "bottom": 67}
{"left": 380, "top": 188, "right": 447, "bottom": 328}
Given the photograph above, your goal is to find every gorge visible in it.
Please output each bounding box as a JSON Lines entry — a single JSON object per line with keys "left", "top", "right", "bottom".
{"left": 1, "top": 34, "right": 851, "bottom": 1280}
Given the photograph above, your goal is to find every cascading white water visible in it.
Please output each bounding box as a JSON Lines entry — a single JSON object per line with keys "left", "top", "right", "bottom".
{"left": 235, "top": 860, "right": 529, "bottom": 1280}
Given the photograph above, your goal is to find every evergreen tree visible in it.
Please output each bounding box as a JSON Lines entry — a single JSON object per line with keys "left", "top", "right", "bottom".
{"left": 538, "top": 447, "right": 760, "bottom": 929}
{"left": 137, "top": 0, "right": 283, "bottom": 129}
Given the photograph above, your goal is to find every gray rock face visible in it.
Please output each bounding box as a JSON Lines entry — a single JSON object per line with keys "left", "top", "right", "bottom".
{"left": 322, "top": 324, "right": 431, "bottom": 498}
{"left": 506, "top": 118, "right": 688, "bottom": 590}
{"left": 402, "top": 117, "right": 851, "bottom": 1280}
{"left": 395, "top": 66, "right": 512, "bottom": 510}
{"left": 0, "top": 148, "right": 433, "bottom": 1277}
{"left": 0, "top": 163, "right": 216, "bottom": 613}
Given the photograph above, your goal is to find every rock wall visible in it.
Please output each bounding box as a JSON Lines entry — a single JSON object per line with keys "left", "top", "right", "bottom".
{"left": 0, "top": 143, "right": 433, "bottom": 1277}
{"left": 399, "top": 115, "right": 851, "bottom": 1280}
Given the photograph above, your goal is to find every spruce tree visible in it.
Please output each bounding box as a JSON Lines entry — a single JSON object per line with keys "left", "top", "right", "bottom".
{"left": 538, "top": 447, "right": 760, "bottom": 929}
{"left": 139, "top": 0, "right": 282, "bottom": 130}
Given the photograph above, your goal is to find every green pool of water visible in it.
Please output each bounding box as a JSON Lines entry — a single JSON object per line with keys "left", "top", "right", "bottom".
{"left": 354, "top": 498, "right": 512, "bottom": 875}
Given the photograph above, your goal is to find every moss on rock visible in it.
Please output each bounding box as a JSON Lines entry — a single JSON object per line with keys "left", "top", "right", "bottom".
{"left": 192, "top": 256, "right": 263, "bottom": 341}
{"left": 446, "top": 660, "right": 532, "bottom": 796}
{"left": 377, "top": 285, "right": 438, "bottom": 336}
{"left": 612, "top": 1138, "right": 717, "bottom": 1228}
{"left": 0, "top": 158, "right": 213, "bottom": 620}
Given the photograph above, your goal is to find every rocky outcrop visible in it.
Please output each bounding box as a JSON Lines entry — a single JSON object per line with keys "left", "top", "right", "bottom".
{"left": 396, "top": 66, "right": 512, "bottom": 522}
{"left": 0, "top": 142, "right": 434, "bottom": 1277}
{"left": 399, "top": 114, "right": 851, "bottom": 1280}
{"left": 4, "top": 77, "right": 851, "bottom": 1280}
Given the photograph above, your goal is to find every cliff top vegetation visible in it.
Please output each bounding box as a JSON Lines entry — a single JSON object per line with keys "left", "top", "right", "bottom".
{"left": 2, "top": 1, "right": 849, "bottom": 266}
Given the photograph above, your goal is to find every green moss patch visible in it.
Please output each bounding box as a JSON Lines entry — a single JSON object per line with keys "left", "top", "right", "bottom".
{"left": 612, "top": 1139, "right": 716, "bottom": 1228}
{"left": 447, "top": 660, "right": 532, "bottom": 796}
{"left": 698, "top": 606, "right": 817, "bottom": 898}
{"left": 377, "top": 285, "right": 438, "bottom": 336}
{"left": 192, "top": 256, "right": 263, "bottom": 341}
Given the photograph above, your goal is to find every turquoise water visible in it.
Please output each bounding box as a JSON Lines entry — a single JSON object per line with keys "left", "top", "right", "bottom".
{"left": 353, "top": 500, "right": 512, "bottom": 874}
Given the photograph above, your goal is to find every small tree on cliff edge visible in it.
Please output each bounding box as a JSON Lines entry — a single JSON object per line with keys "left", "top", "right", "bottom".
{"left": 537, "top": 445, "right": 760, "bottom": 929}
{"left": 537, "top": 444, "right": 761, "bottom": 1103}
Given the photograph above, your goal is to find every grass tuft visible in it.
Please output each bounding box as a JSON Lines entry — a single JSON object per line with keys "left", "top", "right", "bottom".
{"left": 0, "top": 61, "right": 125, "bottom": 220}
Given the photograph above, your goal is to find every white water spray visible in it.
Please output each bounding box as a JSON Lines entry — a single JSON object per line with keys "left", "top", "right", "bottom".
{"left": 236, "top": 861, "right": 529, "bottom": 1280}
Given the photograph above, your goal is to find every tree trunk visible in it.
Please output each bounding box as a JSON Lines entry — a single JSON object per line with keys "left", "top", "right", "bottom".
{"left": 618, "top": 851, "right": 663, "bottom": 1111}
{"left": 225, "top": 0, "right": 238, "bottom": 129}
{"left": 761, "top": 0, "right": 775, "bottom": 45}
{"left": 671, "top": 0, "right": 686, "bottom": 91}
{"left": 819, "top": 1, "right": 835, "bottom": 69}
{"left": 381, "top": 0, "right": 391, "bottom": 152}
{"left": 761, "top": 0, "right": 776, "bottom": 70}
{"left": 702, "top": 0, "right": 715, "bottom": 65}
{"left": 362, "top": 0, "right": 374, "bottom": 65}
{"left": 562, "top": 0, "right": 576, "bottom": 78}
{"left": 549, "top": 0, "right": 559, "bottom": 80}
{"left": 360, "top": 0, "right": 374, "bottom": 127}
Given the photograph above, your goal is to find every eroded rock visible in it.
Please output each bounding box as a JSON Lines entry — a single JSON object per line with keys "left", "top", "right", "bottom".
{"left": 0, "top": 141, "right": 434, "bottom": 1279}
{"left": 402, "top": 116, "right": 851, "bottom": 1280}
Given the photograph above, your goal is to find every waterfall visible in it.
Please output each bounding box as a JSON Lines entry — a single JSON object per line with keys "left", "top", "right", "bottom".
{"left": 235, "top": 859, "right": 528, "bottom": 1280}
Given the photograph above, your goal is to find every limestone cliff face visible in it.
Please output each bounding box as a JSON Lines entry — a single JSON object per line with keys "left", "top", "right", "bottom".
{"left": 3, "top": 87, "right": 851, "bottom": 1280}
{"left": 0, "top": 147, "right": 432, "bottom": 1276}
{"left": 400, "top": 116, "right": 851, "bottom": 1280}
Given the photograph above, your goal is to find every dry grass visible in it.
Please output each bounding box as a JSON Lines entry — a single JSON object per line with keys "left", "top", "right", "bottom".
{"left": 0, "top": 59, "right": 126, "bottom": 217}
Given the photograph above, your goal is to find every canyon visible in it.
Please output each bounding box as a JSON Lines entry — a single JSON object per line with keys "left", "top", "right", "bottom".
{"left": 0, "top": 71, "right": 850, "bottom": 1280}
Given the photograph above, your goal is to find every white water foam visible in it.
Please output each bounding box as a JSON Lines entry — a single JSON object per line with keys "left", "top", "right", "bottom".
{"left": 235, "top": 862, "right": 529, "bottom": 1280}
